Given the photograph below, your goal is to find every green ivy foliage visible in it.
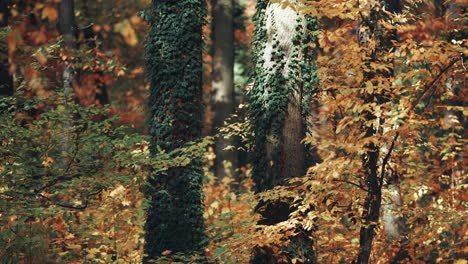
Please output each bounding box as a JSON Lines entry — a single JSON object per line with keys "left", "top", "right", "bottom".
{"left": 144, "top": 0, "right": 207, "bottom": 261}
{"left": 249, "top": 2, "right": 319, "bottom": 192}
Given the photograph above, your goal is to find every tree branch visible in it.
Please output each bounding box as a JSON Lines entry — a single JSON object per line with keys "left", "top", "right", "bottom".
{"left": 333, "top": 179, "right": 368, "bottom": 191}
{"left": 379, "top": 134, "right": 397, "bottom": 187}
{"left": 38, "top": 189, "right": 102, "bottom": 210}
{"left": 410, "top": 56, "right": 463, "bottom": 111}
{"left": 380, "top": 56, "right": 463, "bottom": 183}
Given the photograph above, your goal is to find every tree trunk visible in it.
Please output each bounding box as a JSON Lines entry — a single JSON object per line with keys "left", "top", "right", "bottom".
{"left": 382, "top": 171, "right": 406, "bottom": 241}
{"left": 0, "top": 0, "right": 13, "bottom": 96}
{"left": 356, "top": 1, "right": 403, "bottom": 263}
{"left": 249, "top": 1, "right": 318, "bottom": 262}
{"left": 250, "top": 0, "right": 316, "bottom": 192}
{"left": 212, "top": 0, "right": 237, "bottom": 179}
{"left": 144, "top": 1, "right": 206, "bottom": 262}
{"left": 58, "top": 0, "right": 78, "bottom": 169}
{"left": 59, "top": 0, "right": 77, "bottom": 102}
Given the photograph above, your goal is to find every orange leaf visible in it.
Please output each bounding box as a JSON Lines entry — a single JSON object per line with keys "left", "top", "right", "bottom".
{"left": 41, "top": 6, "right": 58, "bottom": 22}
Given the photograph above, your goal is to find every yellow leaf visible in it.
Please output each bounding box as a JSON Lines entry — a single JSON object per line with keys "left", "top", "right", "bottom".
{"left": 35, "top": 51, "right": 48, "bottom": 65}
{"left": 161, "top": 250, "right": 172, "bottom": 256}
{"left": 113, "top": 19, "right": 138, "bottom": 46}
{"left": 42, "top": 156, "right": 54, "bottom": 168}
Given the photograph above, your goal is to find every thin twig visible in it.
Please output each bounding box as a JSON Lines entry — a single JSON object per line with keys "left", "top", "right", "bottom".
{"left": 358, "top": 11, "right": 374, "bottom": 31}
{"left": 38, "top": 189, "right": 102, "bottom": 210}
{"left": 378, "top": 56, "right": 463, "bottom": 185}
{"left": 332, "top": 179, "right": 368, "bottom": 191}
{"left": 410, "top": 57, "right": 462, "bottom": 111}
{"left": 379, "top": 134, "right": 397, "bottom": 187}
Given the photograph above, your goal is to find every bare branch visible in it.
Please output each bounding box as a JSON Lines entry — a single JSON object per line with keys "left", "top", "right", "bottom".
{"left": 332, "top": 179, "right": 368, "bottom": 191}
{"left": 38, "top": 189, "right": 102, "bottom": 210}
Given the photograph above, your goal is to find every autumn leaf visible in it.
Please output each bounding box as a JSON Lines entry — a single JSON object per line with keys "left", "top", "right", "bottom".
{"left": 161, "top": 250, "right": 172, "bottom": 256}
{"left": 41, "top": 6, "right": 58, "bottom": 22}
{"left": 34, "top": 51, "right": 48, "bottom": 65}
{"left": 113, "top": 19, "right": 138, "bottom": 46}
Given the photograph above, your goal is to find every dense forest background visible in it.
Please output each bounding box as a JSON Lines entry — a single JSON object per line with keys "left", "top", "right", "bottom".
{"left": 0, "top": 0, "right": 466, "bottom": 263}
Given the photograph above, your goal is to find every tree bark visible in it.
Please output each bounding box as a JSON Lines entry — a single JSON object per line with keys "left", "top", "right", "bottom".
{"left": 59, "top": 0, "right": 78, "bottom": 102}
{"left": 356, "top": 1, "right": 403, "bottom": 263}
{"left": 249, "top": 1, "right": 318, "bottom": 262}
{"left": 212, "top": 0, "right": 237, "bottom": 179}
{"left": 251, "top": 0, "right": 312, "bottom": 192}
{"left": 382, "top": 171, "right": 406, "bottom": 241}
{"left": 0, "top": 0, "right": 13, "bottom": 96}
{"left": 58, "top": 0, "right": 78, "bottom": 169}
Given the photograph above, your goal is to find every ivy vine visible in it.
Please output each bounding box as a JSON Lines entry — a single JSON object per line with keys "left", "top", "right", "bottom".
{"left": 249, "top": 2, "right": 319, "bottom": 192}
{"left": 144, "top": 0, "right": 207, "bottom": 261}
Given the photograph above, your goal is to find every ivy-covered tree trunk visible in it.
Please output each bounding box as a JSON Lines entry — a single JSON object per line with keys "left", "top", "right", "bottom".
{"left": 250, "top": 0, "right": 318, "bottom": 193}
{"left": 144, "top": 1, "right": 206, "bottom": 262}
{"left": 249, "top": 1, "right": 318, "bottom": 263}
{"left": 0, "top": 0, "right": 13, "bottom": 96}
{"left": 212, "top": 0, "right": 237, "bottom": 178}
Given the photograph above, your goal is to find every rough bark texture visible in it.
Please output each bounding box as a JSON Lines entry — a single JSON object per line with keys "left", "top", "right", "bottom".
{"left": 282, "top": 93, "right": 306, "bottom": 179}
{"left": 0, "top": 0, "right": 13, "bottom": 96}
{"left": 212, "top": 0, "right": 237, "bottom": 178}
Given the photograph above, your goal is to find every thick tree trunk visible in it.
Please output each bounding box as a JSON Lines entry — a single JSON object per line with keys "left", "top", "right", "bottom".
{"left": 0, "top": 0, "right": 13, "bottom": 96}
{"left": 251, "top": 0, "right": 311, "bottom": 192}
{"left": 249, "top": 1, "right": 318, "bottom": 263}
{"left": 144, "top": 1, "right": 206, "bottom": 262}
{"left": 282, "top": 93, "right": 306, "bottom": 179}
{"left": 212, "top": 0, "right": 237, "bottom": 179}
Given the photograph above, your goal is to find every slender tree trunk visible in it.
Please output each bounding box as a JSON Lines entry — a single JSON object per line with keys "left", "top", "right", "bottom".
{"left": 144, "top": 1, "right": 206, "bottom": 262}
{"left": 59, "top": 0, "right": 77, "bottom": 102}
{"left": 0, "top": 0, "right": 13, "bottom": 96}
{"left": 357, "top": 1, "right": 402, "bottom": 263}
{"left": 212, "top": 0, "right": 237, "bottom": 179}
{"left": 58, "top": 0, "right": 78, "bottom": 169}
{"left": 379, "top": 0, "right": 407, "bottom": 244}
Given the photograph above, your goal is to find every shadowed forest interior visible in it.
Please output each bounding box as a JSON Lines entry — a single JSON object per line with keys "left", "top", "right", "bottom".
{"left": 0, "top": 0, "right": 466, "bottom": 263}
